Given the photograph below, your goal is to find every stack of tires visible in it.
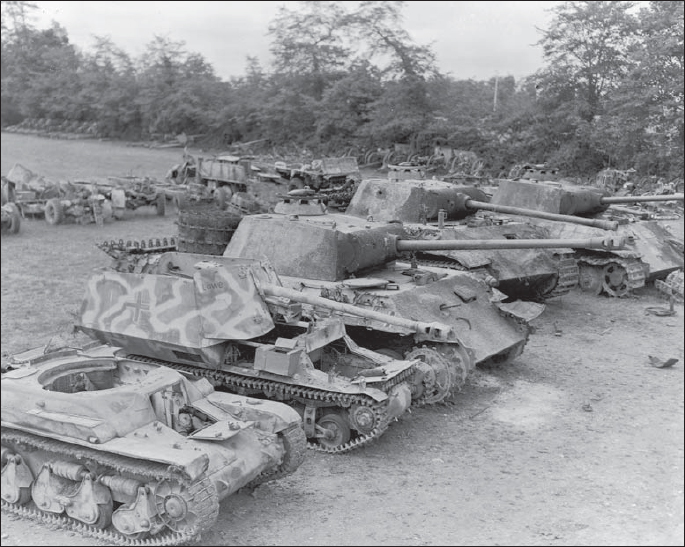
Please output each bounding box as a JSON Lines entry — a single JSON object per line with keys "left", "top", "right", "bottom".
{"left": 176, "top": 202, "right": 242, "bottom": 255}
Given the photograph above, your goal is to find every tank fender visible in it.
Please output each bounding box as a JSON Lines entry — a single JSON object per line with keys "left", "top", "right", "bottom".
{"left": 197, "top": 392, "right": 302, "bottom": 434}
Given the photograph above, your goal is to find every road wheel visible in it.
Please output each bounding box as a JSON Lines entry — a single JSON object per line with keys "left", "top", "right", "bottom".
{"left": 316, "top": 413, "right": 351, "bottom": 450}
{"left": 44, "top": 198, "right": 65, "bottom": 225}
{"left": 3, "top": 203, "right": 22, "bottom": 234}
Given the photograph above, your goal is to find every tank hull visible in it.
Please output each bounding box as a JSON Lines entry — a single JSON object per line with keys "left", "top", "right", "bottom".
{"left": 344, "top": 178, "right": 580, "bottom": 300}
{"left": 515, "top": 217, "right": 684, "bottom": 296}
{"left": 1, "top": 344, "right": 304, "bottom": 545}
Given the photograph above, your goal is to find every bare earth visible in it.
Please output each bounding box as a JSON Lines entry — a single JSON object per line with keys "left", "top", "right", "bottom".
{"left": 1, "top": 133, "right": 683, "bottom": 546}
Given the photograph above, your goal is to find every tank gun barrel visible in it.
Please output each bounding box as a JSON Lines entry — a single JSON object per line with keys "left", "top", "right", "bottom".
{"left": 395, "top": 236, "right": 627, "bottom": 253}
{"left": 599, "top": 193, "right": 684, "bottom": 205}
{"left": 262, "top": 283, "right": 457, "bottom": 342}
{"left": 465, "top": 199, "right": 619, "bottom": 231}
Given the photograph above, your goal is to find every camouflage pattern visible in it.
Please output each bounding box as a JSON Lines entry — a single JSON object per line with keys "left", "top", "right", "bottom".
{"left": 79, "top": 263, "right": 275, "bottom": 366}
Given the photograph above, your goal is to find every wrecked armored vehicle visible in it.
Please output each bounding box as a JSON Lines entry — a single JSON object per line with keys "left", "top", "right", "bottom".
{"left": 77, "top": 247, "right": 461, "bottom": 452}
{"left": 489, "top": 179, "right": 684, "bottom": 296}
{"left": 344, "top": 179, "right": 625, "bottom": 301}
{"left": 1, "top": 343, "right": 305, "bottom": 545}
{"left": 223, "top": 198, "right": 607, "bottom": 377}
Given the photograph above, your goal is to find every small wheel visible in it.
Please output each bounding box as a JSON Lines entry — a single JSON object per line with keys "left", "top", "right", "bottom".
{"left": 578, "top": 264, "right": 603, "bottom": 296}
{"left": 93, "top": 502, "right": 113, "bottom": 529}
{"left": 405, "top": 346, "right": 453, "bottom": 405}
{"left": 602, "top": 262, "right": 630, "bottom": 297}
{"left": 316, "top": 413, "right": 351, "bottom": 449}
{"left": 4, "top": 203, "right": 22, "bottom": 234}
{"left": 44, "top": 198, "right": 65, "bottom": 225}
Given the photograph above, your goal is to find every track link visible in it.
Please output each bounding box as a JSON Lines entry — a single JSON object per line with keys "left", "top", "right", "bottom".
{"left": 127, "top": 354, "right": 414, "bottom": 454}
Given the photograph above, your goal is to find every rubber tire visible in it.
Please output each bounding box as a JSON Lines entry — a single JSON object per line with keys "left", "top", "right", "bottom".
{"left": 44, "top": 198, "right": 65, "bottom": 225}
{"left": 3, "top": 203, "right": 22, "bottom": 234}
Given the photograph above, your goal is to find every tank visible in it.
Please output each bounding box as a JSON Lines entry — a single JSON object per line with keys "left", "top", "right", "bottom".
{"left": 76, "top": 243, "right": 464, "bottom": 453}
{"left": 345, "top": 179, "right": 625, "bottom": 300}
{"left": 488, "top": 179, "right": 684, "bottom": 296}
{"left": 1, "top": 343, "right": 305, "bottom": 545}
{"left": 223, "top": 198, "right": 626, "bottom": 376}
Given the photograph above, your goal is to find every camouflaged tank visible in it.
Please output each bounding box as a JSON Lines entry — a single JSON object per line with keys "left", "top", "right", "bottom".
{"left": 1, "top": 343, "right": 305, "bottom": 546}
{"left": 222, "top": 197, "right": 626, "bottom": 378}
{"left": 76, "top": 244, "right": 463, "bottom": 453}
{"left": 488, "top": 179, "right": 684, "bottom": 297}
{"left": 344, "top": 179, "right": 628, "bottom": 301}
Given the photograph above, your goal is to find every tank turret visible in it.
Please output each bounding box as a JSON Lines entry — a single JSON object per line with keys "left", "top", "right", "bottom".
{"left": 76, "top": 248, "right": 470, "bottom": 453}
{"left": 490, "top": 178, "right": 683, "bottom": 217}
{"left": 347, "top": 178, "right": 620, "bottom": 230}
{"left": 227, "top": 199, "right": 624, "bottom": 283}
{"left": 223, "top": 203, "right": 626, "bottom": 378}
{"left": 487, "top": 179, "right": 684, "bottom": 297}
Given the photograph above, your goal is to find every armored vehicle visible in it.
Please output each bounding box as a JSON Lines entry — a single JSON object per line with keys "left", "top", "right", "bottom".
{"left": 223, "top": 198, "right": 626, "bottom": 375}
{"left": 345, "top": 179, "right": 624, "bottom": 301}
{"left": 489, "top": 179, "right": 684, "bottom": 296}
{"left": 1, "top": 343, "right": 305, "bottom": 545}
{"left": 77, "top": 245, "right": 462, "bottom": 453}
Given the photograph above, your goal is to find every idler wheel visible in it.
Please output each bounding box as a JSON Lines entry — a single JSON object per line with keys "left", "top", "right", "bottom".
{"left": 602, "top": 262, "right": 630, "bottom": 297}
{"left": 406, "top": 346, "right": 453, "bottom": 405}
{"left": 578, "top": 264, "right": 603, "bottom": 295}
{"left": 153, "top": 479, "right": 217, "bottom": 534}
{"left": 316, "top": 413, "right": 351, "bottom": 449}
{"left": 349, "top": 404, "right": 378, "bottom": 435}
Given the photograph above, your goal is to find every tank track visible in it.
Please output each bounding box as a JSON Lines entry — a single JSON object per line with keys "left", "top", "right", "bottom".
{"left": 545, "top": 253, "right": 580, "bottom": 298}
{"left": 1, "top": 429, "right": 216, "bottom": 546}
{"left": 244, "top": 423, "right": 307, "bottom": 487}
{"left": 578, "top": 256, "right": 646, "bottom": 297}
{"left": 98, "top": 237, "right": 178, "bottom": 256}
{"left": 126, "top": 354, "right": 414, "bottom": 455}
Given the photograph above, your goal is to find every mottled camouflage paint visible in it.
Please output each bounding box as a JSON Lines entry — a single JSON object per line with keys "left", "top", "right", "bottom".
{"left": 78, "top": 264, "right": 275, "bottom": 361}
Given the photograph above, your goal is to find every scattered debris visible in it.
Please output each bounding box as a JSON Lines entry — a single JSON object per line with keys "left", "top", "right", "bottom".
{"left": 648, "top": 356, "right": 679, "bottom": 369}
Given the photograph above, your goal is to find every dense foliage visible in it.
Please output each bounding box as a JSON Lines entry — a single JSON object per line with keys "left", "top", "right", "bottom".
{"left": 1, "top": 0, "right": 683, "bottom": 179}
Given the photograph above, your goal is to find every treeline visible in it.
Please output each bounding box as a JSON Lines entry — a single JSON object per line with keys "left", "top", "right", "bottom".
{"left": 1, "top": 1, "right": 683, "bottom": 179}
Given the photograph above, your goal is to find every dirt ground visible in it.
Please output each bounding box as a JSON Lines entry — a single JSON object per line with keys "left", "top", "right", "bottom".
{"left": 1, "top": 133, "right": 684, "bottom": 546}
